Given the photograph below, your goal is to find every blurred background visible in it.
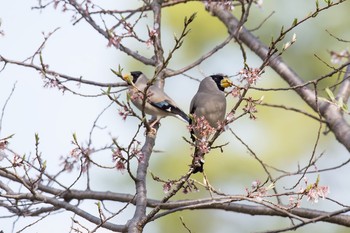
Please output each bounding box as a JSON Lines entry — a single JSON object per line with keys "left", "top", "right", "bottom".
{"left": 1, "top": 0, "right": 350, "bottom": 232}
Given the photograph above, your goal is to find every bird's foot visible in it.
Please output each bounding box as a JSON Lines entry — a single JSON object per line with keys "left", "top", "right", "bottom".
{"left": 149, "top": 118, "right": 161, "bottom": 128}
{"left": 147, "top": 127, "right": 157, "bottom": 136}
{"left": 143, "top": 119, "right": 160, "bottom": 136}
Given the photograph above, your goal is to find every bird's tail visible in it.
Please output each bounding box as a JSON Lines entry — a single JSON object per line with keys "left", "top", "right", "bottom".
{"left": 172, "top": 108, "right": 190, "bottom": 123}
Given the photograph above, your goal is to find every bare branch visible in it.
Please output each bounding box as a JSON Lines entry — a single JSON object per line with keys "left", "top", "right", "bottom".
{"left": 206, "top": 1, "right": 350, "bottom": 152}
{"left": 0, "top": 81, "right": 17, "bottom": 134}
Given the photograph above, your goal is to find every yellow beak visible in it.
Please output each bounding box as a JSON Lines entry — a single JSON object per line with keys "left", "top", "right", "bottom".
{"left": 122, "top": 73, "right": 133, "bottom": 84}
{"left": 220, "top": 76, "right": 233, "bottom": 88}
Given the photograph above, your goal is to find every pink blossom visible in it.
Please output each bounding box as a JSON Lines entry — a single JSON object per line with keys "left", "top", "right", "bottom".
{"left": 288, "top": 196, "right": 301, "bottom": 208}
{"left": 306, "top": 185, "right": 330, "bottom": 203}
{"left": 115, "top": 160, "right": 126, "bottom": 173}
{"left": 146, "top": 28, "right": 158, "bottom": 48}
{"left": 189, "top": 115, "right": 216, "bottom": 140}
{"left": 163, "top": 182, "right": 172, "bottom": 194}
{"left": 112, "top": 149, "right": 126, "bottom": 173}
{"left": 198, "top": 138, "right": 210, "bottom": 154}
{"left": 0, "top": 141, "right": 8, "bottom": 150}
{"left": 243, "top": 97, "right": 258, "bottom": 120}
{"left": 251, "top": 180, "right": 261, "bottom": 189}
{"left": 231, "top": 86, "right": 242, "bottom": 98}
{"left": 225, "top": 112, "right": 235, "bottom": 124}
{"left": 301, "top": 176, "right": 330, "bottom": 203}
{"left": 189, "top": 114, "right": 219, "bottom": 154}
{"left": 12, "top": 154, "right": 24, "bottom": 167}
{"left": 107, "top": 35, "right": 121, "bottom": 48}
{"left": 246, "top": 180, "right": 274, "bottom": 201}
{"left": 118, "top": 105, "right": 132, "bottom": 120}
{"left": 239, "top": 67, "right": 261, "bottom": 86}
{"left": 43, "top": 78, "right": 66, "bottom": 93}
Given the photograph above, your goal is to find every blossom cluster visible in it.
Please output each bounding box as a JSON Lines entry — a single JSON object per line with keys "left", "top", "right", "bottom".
{"left": 118, "top": 105, "right": 133, "bottom": 121}
{"left": 239, "top": 67, "right": 262, "bottom": 86}
{"left": 230, "top": 86, "right": 242, "bottom": 98}
{"left": 288, "top": 176, "right": 330, "bottom": 207}
{"left": 68, "top": 146, "right": 93, "bottom": 173}
{"left": 146, "top": 28, "right": 159, "bottom": 48}
{"left": 0, "top": 140, "right": 7, "bottom": 161}
{"left": 107, "top": 16, "right": 135, "bottom": 48}
{"left": 182, "top": 179, "right": 199, "bottom": 194}
{"left": 59, "top": 134, "right": 94, "bottom": 173}
{"left": 112, "top": 140, "right": 142, "bottom": 173}
{"left": 301, "top": 177, "right": 330, "bottom": 204}
{"left": 188, "top": 115, "right": 217, "bottom": 154}
{"left": 162, "top": 179, "right": 198, "bottom": 194}
{"left": 108, "top": 34, "right": 122, "bottom": 48}
{"left": 246, "top": 180, "right": 274, "bottom": 202}
{"left": 42, "top": 77, "right": 67, "bottom": 93}
{"left": 243, "top": 97, "right": 258, "bottom": 120}
{"left": 189, "top": 115, "right": 216, "bottom": 140}
{"left": 112, "top": 148, "right": 126, "bottom": 172}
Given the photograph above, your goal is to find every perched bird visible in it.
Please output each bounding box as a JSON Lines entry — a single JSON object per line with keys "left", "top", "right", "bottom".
{"left": 123, "top": 71, "right": 189, "bottom": 126}
{"left": 189, "top": 74, "right": 232, "bottom": 173}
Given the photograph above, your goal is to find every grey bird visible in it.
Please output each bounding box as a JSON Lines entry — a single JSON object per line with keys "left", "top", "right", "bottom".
{"left": 189, "top": 74, "right": 232, "bottom": 173}
{"left": 123, "top": 71, "right": 189, "bottom": 126}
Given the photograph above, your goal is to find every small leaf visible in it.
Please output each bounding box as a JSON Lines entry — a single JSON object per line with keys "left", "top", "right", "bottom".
{"left": 305, "top": 183, "right": 313, "bottom": 192}
{"left": 106, "top": 86, "right": 111, "bottom": 95}
{"left": 42, "top": 160, "right": 47, "bottom": 170}
{"left": 282, "top": 42, "right": 291, "bottom": 51}
{"left": 337, "top": 97, "right": 349, "bottom": 112}
{"left": 118, "top": 64, "right": 123, "bottom": 74}
{"left": 35, "top": 133, "right": 40, "bottom": 144}
{"left": 341, "top": 102, "right": 348, "bottom": 112}
{"left": 185, "top": 12, "right": 197, "bottom": 25}
{"left": 315, "top": 174, "right": 320, "bottom": 186}
{"left": 280, "top": 26, "right": 284, "bottom": 35}
{"left": 325, "top": 87, "right": 335, "bottom": 102}
{"left": 110, "top": 68, "right": 121, "bottom": 77}
{"left": 39, "top": 52, "right": 46, "bottom": 72}
{"left": 292, "top": 18, "right": 298, "bottom": 27}
{"left": 72, "top": 133, "right": 78, "bottom": 144}
{"left": 126, "top": 92, "right": 131, "bottom": 102}
{"left": 0, "top": 134, "right": 15, "bottom": 141}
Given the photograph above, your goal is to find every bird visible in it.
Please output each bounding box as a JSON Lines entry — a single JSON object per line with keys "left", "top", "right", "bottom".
{"left": 123, "top": 71, "right": 189, "bottom": 127}
{"left": 189, "top": 74, "right": 232, "bottom": 173}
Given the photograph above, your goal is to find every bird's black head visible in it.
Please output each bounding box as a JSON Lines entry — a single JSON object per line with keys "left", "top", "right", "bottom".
{"left": 130, "top": 71, "right": 143, "bottom": 83}
{"left": 210, "top": 74, "right": 226, "bottom": 91}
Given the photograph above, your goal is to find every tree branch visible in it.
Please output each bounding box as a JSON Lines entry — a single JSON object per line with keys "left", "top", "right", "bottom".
{"left": 205, "top": 2, "right": 350, "bottom": 152}
{"left": 67, "top": 0, "right": 155, "bottom": 66}
{"left": 127, "top": 131, "right": 157, "bottom": 232}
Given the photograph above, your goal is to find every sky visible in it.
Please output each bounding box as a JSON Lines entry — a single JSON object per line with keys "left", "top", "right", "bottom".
{"left": 0, "top": 1, "right": 143, "bottom": 232}
{"left": 0, "top": 1, "right": 205, "bottom": 232}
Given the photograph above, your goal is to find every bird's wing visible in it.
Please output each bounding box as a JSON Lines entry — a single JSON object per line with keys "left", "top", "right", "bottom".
{"left": 148, "top": 86, "right": 189, "bottom": 122}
